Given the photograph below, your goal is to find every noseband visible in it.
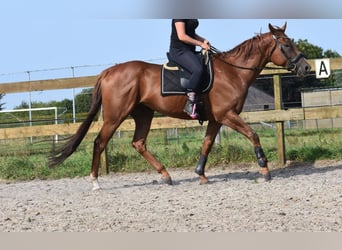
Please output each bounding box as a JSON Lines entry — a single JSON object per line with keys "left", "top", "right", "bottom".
{"left": 271, "top": 35, "right": 306, "bottom": 71}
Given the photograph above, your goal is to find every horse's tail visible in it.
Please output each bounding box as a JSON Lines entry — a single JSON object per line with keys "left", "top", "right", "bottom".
{"left": 48, "top": 75, "right": 103, "bottom": 168}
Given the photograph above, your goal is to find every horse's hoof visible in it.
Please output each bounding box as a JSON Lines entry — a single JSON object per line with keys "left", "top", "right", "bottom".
{"left": 160, "top": 176, "right": 173, "bottom": 185}
{"left": 90, "top": 174, "right": 101, "bottom": 191}
{"left": 91, "top": 180, "right": 101, "bottom": 191}
{"left": 199, "top": 176, "right": 209, "bottom": 185}
{"left": 255, "top": 172, "right": 271, "bottom": 183}
{"left": 263, "top": 172, "right": 272, "bottom": 181}
{"left": 259, "top": 168, "right": 271, "bottom": 182}
{"left": 92, "top": 186, "right": 101, "bottom": 191}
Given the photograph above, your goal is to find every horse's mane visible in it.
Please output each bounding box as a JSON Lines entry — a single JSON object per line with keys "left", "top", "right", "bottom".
{"left": 222, "top": 32, "right": 268, "bottom": 61}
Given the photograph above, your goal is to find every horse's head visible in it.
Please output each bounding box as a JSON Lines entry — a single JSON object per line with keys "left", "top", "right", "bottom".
{"left": 268, "top": 23, "right": 311, "bottom": 78}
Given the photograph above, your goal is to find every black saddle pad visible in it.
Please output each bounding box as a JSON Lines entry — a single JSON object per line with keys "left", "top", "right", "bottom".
{"left": 161, "top": 52, "right": 213, "bottom": 96}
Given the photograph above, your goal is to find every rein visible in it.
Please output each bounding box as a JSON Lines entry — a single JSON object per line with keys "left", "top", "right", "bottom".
{"left": 210, "top": 46, "right": 284, "bottom": 71}
{"left": 209, "top": 34, "right": 302, "bottom": 72}
{"left": 210, "top": 45, "right": 263, "bottom": 71}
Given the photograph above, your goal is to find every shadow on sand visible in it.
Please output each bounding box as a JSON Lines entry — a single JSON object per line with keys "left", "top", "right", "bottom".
{"left": 105, "top": 161, "right": 342, "bottom": 190}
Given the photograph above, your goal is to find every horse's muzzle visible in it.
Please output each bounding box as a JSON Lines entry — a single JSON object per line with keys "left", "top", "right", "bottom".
{"left": 292, "top": 57, "right": 311, "bottom": 78}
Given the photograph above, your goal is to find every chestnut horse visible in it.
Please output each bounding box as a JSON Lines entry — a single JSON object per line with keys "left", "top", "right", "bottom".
{"left": 49, "top": 23, "right": 311, "bottom": 190}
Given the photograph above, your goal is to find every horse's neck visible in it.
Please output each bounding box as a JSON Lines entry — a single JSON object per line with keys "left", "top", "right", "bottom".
{"left": 230, "top": 35, "right": 272, "bottom": 83}
{"left": 253, "top": 34, "right": 274, "bottom": 69}
{"left": 228, "top": 33, "right": 272, "bottom": 69}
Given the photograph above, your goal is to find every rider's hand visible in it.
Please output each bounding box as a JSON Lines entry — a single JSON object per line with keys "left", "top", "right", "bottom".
{"left": 201, "top": 40, "right": 210, "bottom": 51}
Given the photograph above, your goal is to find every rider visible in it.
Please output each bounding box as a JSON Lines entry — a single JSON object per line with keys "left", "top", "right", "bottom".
{"left": 168, "top": 19, "right": 210, "bottom": 119}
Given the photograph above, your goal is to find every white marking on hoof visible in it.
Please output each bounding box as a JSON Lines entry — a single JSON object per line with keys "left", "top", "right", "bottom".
{"left": 92, "top": 180, "right": 101, "bottom": 191}
{"left": 90, "top": 174, "right": 101, "bottom": 191}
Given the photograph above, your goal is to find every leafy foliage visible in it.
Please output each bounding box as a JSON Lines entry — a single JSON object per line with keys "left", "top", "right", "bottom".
{"left": 0, "top": 93, "right": 5, "bottom": 110}
{"left": 294, "top": 39, "right": 341, "bottom": 59}
{"left": 75, "top": 88, "right": 93, "bottom": 113}
{"left": 295, "top": 39, "right": 323, "bottom": 59}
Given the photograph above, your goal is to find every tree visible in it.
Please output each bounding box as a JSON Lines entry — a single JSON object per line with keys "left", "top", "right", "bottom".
{"left": 58, "top": 99, "right": 73, "bottom": 113}
{"left": 75, "top": 88, "right": 93, "bottom": 113}
{"left": 294, "top": 39, "right": 341, "bottom": 59}
{"left": 323, "top": 49, "right": 341, "bottom": 58}
{"left": 15, "top": 101, "right": 29, "bottom": 109}
{"left": 0, "top": 93, "right": 4, "bottom": 110}
{"left": 295, "top": 39, "right": 323, "bottom": 59}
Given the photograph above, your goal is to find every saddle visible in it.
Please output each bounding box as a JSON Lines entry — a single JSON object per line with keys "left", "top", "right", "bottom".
{"left": 161, "top": 50, "right": 213, "bottom": 96}
{"left": 161, "top": 50, "right": 213, "bottom": 124}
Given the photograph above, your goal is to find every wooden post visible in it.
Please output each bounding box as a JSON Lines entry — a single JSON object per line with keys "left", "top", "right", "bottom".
{"left": 98, "top": 106, "right": 109, "bottom": 175}
{"left": 273, "top": 74, "right": 286, "bottom": 165}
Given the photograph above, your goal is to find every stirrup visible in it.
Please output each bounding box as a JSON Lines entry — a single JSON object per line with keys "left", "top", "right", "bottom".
{"left": 184, "top": 100, "right": 198, "bottom": 119}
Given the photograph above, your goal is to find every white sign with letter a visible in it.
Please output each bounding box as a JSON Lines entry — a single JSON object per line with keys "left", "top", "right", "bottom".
{"left": 315, "top": 59, "right": 331, "bottom": 78}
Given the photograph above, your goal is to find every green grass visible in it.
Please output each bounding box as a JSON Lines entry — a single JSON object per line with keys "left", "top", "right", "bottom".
{"left": 1, "top": 127, "right": 342, "bottom": 181}
{"left": 285, "top": 128, "right": 342, "bottom": 161}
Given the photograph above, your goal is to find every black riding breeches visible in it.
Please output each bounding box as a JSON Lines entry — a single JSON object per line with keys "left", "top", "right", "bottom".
{"left": 168, "top": 47, "right": 203, "bottom": 92}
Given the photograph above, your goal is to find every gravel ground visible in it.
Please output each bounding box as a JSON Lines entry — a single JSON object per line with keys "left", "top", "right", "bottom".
{"left": 0, "top": 160, "right": 341, "bottom": 232}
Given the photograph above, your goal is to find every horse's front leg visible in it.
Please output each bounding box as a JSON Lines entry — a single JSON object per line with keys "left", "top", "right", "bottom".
{"left": 195, "top": 121, "right": 222, "bottom": 184}
{"left": 221, "top": 111, "right": 271, "bottom": 181}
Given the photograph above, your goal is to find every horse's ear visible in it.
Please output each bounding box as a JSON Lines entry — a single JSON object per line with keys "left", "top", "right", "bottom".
{"left": 268, "top": 23, "right": 276, "bottom": 34}
{"left": 269, "top": 22, "right": 287, "bottom": 34}
{"left": 281, "top": 22, "right": 287, "bottom": 32}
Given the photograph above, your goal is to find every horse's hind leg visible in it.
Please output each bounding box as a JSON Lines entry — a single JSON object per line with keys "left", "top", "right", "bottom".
{"left": 90, "top": 121, "right": 120, "bottom": 190}
{"left": 130, "top": 105, "right": 172, "bottom": 185}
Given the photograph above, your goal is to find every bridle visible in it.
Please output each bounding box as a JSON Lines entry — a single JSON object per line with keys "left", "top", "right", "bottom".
{"left": 270, "top": 34, "right": 306, "bottom": 72}
{"left": 210, "top": 33, "right": 306, "bottom": 72}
